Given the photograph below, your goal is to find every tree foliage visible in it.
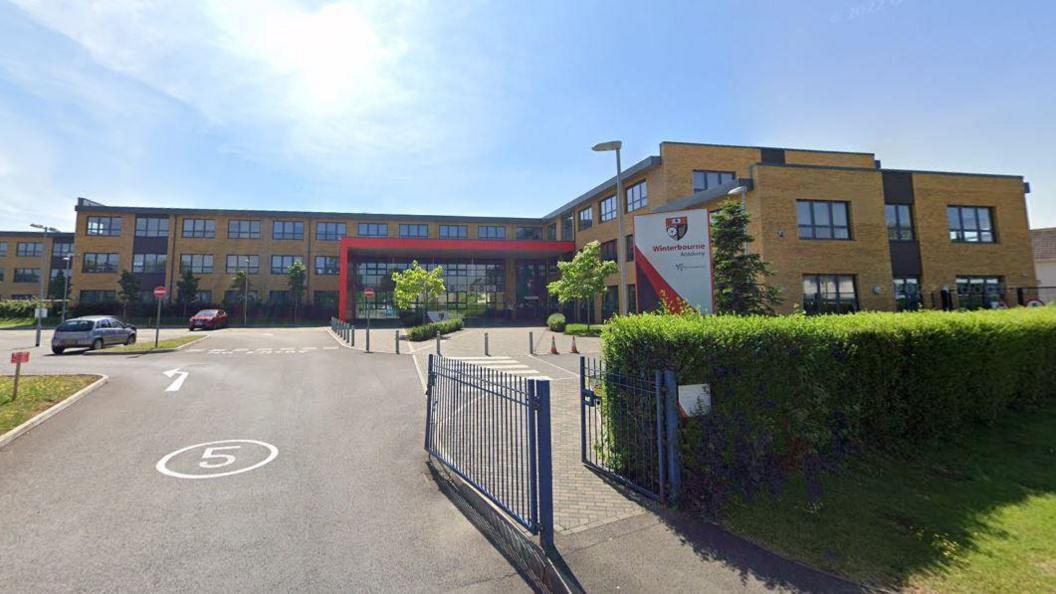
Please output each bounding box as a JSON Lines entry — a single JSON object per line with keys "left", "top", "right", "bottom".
{"left": 391, "top": 260, "right": 446, "bottom": 312}
{"left": 286, "top": 260, "right": 308, "bottom": 321}
{"left": 117, "top": 270, "right": 141, "bottom": 319}
{"left": 177, "top": 269, "right": 200, "bottom": 304}
{"left": 229, "top": 270, "right": 251, "bottom": 295}
{"left": 710, "top": 199, "right": 782, "bottom": 315}
{"left": 547, "top": 240, "right": 618, "bottom": 325}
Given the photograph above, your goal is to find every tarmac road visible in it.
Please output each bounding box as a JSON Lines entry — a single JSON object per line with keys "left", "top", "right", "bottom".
{"left": 0, "top": 327, "right": 529, "bottom": 593}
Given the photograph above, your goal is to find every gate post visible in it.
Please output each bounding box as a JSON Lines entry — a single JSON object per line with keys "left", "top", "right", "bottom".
{"left": 579, "top": 357, "right": 587, "bottom": 463}
{"left": 663, "top": 369, "right": 681, "bottom": 503}
{"left": 535, "top": 379, "right": 555, "bottom": 552}
{"left": 655, "top": 369, "right": 666, "bottom": 502}
{"left": 424, "top": 354, "right": 435, "bottom": 451}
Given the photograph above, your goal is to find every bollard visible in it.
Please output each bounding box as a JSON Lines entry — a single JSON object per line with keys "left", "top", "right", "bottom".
{"left": 350, "top": 323, "right": 355, "bottom": 347}
{"left": 436, "top": 332, "right": 441, "bottom": 355}
{"left": 366, "top": 324, "right": 371, "bottom": 353}
{"left": 484, "top": 332, "right": 489, "bottom": 357}
{"left": 529, "top": 331, "right": 534, "bottom": 355}
{"left": 395, "top": 329, "right": 400, "bottom": 354}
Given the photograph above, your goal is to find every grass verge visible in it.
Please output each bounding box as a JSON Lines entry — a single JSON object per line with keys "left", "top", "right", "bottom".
{"left": 104, "top": 335, "right": 204, "bottom": 353}
{"left": 0, "top": 375, "right": 98, "bottom": 434}
{"left": 564, "top": 323, "right": 605, "bottom": 337}
{"left": 0, "top": 318, "right": 33, "bottom": 329}
{"left": 719, "top": 401, "right": 1056, "bottom": 593}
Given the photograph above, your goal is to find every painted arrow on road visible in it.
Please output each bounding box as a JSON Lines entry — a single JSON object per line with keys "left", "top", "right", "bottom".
{"left": 163, "top": 368, "right": 189, "bottom": 392}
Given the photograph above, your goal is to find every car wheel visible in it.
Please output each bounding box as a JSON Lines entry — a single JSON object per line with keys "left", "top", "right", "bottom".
{"left": 52, "top": 347, "right": 65, "bottom": 355}
{"left": 92, "top": 338, "right": 104, "bottom": 351}
{"left": 126, "top": 333, "right": 136, "bottom": 345}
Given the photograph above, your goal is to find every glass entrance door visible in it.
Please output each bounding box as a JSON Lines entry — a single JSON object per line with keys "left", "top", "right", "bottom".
{"left": 515, "top": 259, "right": 548, "bottom": 321}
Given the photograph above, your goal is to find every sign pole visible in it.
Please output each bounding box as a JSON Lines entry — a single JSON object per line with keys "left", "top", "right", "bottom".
{"left": 153, "top": 286, "right": 167, "bottom": 348}
{"left": 12, "top": 360, "right": 21, "bottom": 402}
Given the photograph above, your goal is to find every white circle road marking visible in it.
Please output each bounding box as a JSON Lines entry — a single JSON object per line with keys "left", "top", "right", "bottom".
{"left": 156, "top": 439, "right": 278, "bottom": 479}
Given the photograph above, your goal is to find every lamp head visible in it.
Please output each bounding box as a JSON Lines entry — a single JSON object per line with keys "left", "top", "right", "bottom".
{"left": 592, "top": 140, "right": 622, "bottom": 152}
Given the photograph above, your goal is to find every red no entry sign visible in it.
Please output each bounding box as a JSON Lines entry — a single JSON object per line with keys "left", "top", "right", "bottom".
{"left": 11, "top": 351, "right": 29, "bottom": 364}
{"left": 153, "top": 286, "right": 167, "bottom": 299}
{"left": 363, "top": 287, "right": 375, "bottom": 299}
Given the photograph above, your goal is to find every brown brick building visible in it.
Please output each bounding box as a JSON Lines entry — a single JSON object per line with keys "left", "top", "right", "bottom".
{"left": 6, "top": 140, "right": 1036, "bottom": 321}
{"left": 0, "top": 230, "right": 74, "bottom": 302}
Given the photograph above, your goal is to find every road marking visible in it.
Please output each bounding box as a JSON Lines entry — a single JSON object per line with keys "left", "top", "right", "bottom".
{"left": 301, "top": 346, "right": 317, "bottom": 351}
{"left": 323, "top": 346, "right": 338, "bottom": 350}
{"left": 163, "top": 368, "right": 189, "bottom": 392}
{"left": 156, "top": 439, "right": 278, "bottom": 479}
{"left": 187, "top": 348, "right": 205, "bottom": 353}
{"left": 233, "top": 348, "right": 248, "bottom": 352}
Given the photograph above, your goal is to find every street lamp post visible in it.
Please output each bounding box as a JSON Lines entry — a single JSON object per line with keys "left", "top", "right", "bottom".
{"left": 727, "top": 185, "right": 750, "bottom": 254}
{"left": 592, "top": 140, "right": 626, "bottom": 317}
{"left": 61, "top": 253, "right": 73, "bottom": 322}
{"left": 29, "top": 223, "right": 59, "bottom": 347}
{"left": 243, "top": 256, "right": 249, "bottom": 327}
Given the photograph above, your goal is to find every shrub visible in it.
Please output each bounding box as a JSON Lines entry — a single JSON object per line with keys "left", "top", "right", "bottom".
{"left": 564, "top": 323, "right": 603, "bottom": 337}
{"left": 406, "top": 318, "right": 464, "bottom": 341}
{"left": 603, "top": 309, "right": 1056, "bottom": 512}
{"left": 0, "top": 299, "right": 37, "bottom": 319}
{"left": 546, "top": 312, "right": 566, "bottom": 332}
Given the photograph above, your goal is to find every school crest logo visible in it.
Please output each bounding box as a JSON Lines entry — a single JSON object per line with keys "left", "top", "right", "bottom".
{"left": 665, "top": 217, "right": 688, "bottom": 241}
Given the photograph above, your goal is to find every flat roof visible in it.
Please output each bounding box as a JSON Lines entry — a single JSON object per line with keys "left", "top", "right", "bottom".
{"left": 0, "top": 230, "right": 74, "bottom": 238}
{"left": 660, "top": 140, "right": 875, "bottom": 157}
{"left": 541, "top": 155, "right": 662, "bottom": 220}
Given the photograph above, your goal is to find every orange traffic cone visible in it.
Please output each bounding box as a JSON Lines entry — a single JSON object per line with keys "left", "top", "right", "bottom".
{"left": 570, "top": 335, "right": 579, "bottom": 354}
{"left": 550, "top": 336, "right": 559, "bottom": 354}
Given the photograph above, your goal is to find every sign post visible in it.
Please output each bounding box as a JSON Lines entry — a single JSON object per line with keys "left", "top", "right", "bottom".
{"left": 153, "top": 286, "right": 167, "bottom": 348}
{"left": 364, "top": 287, "right": 375, "bottom": 353}
{"left": 10, "top": 351, "right": 29, "bottom": 402}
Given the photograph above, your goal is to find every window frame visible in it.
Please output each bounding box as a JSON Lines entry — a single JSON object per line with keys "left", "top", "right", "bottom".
{"left": 477, "top": 225, "right": 506, "bottom": 240}
{"left": 599, "top": 195, "right": 616, "bottom": 222}
{"left": 947, "top": 205, "right": 996, "bottom": 243}
{"left": 439, "top": 224, "right": 468, "bottom": 239}
{"left": 83, "top": 253, "right": 119, "bottom": 273}
{"left": 226, "top": 254, "right": 260, "bottom": 274}
{"left": 13, "top": 267, "right": 41, "bottom": 283}
{"left": 399, "top": 223, "right": 429, "bottom": 238}
{"left": 692, "top": 170, "right": 736, "bottom": 193}
{"left": 228, "top": 219, "right": 262, "bottom": 240}
{"left": 134, "top": 216, "right": 170, "bottom": 238}
{"left": 893, "top": 276, "right": 921, "bottom": 311}
{"left": 515, "top": 227, "right": 542, "bottom": 240}
{"left": 797, "top": 200, "right": 852, "bottom": 240}
{"left": 132, "top": 253, "right": 168, "bottom": 274}
{"left": 179, "top": 254, "right": 214, "bottom": 275}
{"left": 578, "top": 207, "right": 593, "bottom": 231}
{"left": 626, "top": 180, "right": 648, "bottom": 212}
{"left": 802, "top": 274, "right": 858, "bottom": 314}
{"left": 314, "top": 255, "right": 339, "bottom": 275}
{"left": 316, "top": 222, "right": 347, "bottom": 241}
{"left": 272, "top": 220, "right": 305, "bottom": 241}
{"left": 270, "top": 255, "right": 304, "bottom": 275}
{"left": 86, "top": 216, "right": 122, "bottom": 237}
{"left": 182, "top": 218, "right": 216, "bottom": 239}
{"left": 16, "top": 242, "right": 43, "bottom": 258}
{"left": 357, "top": 223, "right": 389, "bottom": 237}
{"left": 885, "top": 204, "right": 915, "bottom": 241}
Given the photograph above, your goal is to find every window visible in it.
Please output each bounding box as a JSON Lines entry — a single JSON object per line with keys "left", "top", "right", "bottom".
{"left": 80, "top": 290, "right": 117, "bottom": 303}
{"left": 562, "top": 213, "right": 574, "bottom": 240}
{"left": 478, "top": 225, "right": 506, "bottom": 240}
{"left": 439, "top": 224, "right": 468, "bottom": 239}
{"left": 627, "top": 284, "right": 637, "bottom": 313}
{"left": 797, "top": 200, "right": 851, "bottom": 240}
{"left": 133, "top": 253, "right": 168, "bottom": 273}
{"left": 802, "top": 274, "right": 858, "bottom": 314}
{"left": 956, "top": 276, "right": 1004, "bottom": 308}
{"left": 399, "top": 224, "right": 429, "bottom": 238}
{"left": 358, "top": 223, "right": 388, "bottom": 237}
{"left": 626, "top": 180, "right": 647, "bottom": 212}
{"left": 272, "top": 220, "right": 304, "bottom": 240}
{"left": 948, "top": 206, "right": 995, "bottom": 243}
{"left": 546, "top": 223, "right": 557, "bottom": 241}
{"left": 893, "top": 276, "right": 921, "bottom": 311}
{"left": 182, "top": 218, "right": 216, "bottom": 238}
{"left": 16, "top": 242, "right": 43, "bottom": 257}
{"left": 600, "top": 239, "right": 617, "bottom": 262}
{"left": 315, "top": 255, "right": 339, "bottom": 275}
{"left": 224, "top": 289, "right": 259, "bottom": 303}
{"left": 135, "top": 216, "right": 169, "bottom": 237}
{"left": 269, "top": 290, "right": 290, "bottom": 304}
{"left": 180, "top": 254, "right": 214, "bottom": 274}
{"left": 692, "top": 170, "right": 736, "bottom": 192}
{"left": 52, "top": 242, "right": 73, "bottom": 257}
{"left": 270, "top": 255, "right": 303, "bottom": 274}
{"left": 516, "top": 227, "right": 542, "bottom": 240}
{"left": 13, "top": 268, "right": 40, "bottom": 283}
{"left": 87, "top": 216, "right": 122, "bottom": 236}
{"left": 193, "top": 290, "right": 212, "bottom": 304}
{"left": 626, "top": 234, "right": 635, "bottom": 261}
{"left": 228, "top": 220, "right": 261, "bottom": 239}
{"left": 226, "top": 255, "right": 260, "bottom": 274}
{"left": 602, "top": 285, "right": 619, "bottom": 320}
{"left": 83, "top": 253, "right": 119, "bottom": 273}
{"left": 314, "top": 291, "right": 339, "bottom": 308}
{"left": 578, "top": 207, "right": 593, "bottom": 231}
{"left": 316, "top": 222, "right": 346, "bottom": 241}
{"left": 0, "top": 241, "right": 6, "bottom": 257}
{"left": 885, "top": 204, "right": 914, "bottom": 241}
{"left": 599, "top": 195, "right": 616, "bottom": 222}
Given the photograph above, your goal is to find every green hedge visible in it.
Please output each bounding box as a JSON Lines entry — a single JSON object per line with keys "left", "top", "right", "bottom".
{"left": 603, "top": 309, "right": 1056, "bottom": 511}
{"left": 546, "top": 312, "right": 566, "bottom": 332}
{"left": 565, "top": 323, "right": 603, "bottom": 337}
{"left": 406, "top": 318, "right": 464, "bottom": 341}
{"left": 0, "top": 299, "right": 37, "bottom": 319}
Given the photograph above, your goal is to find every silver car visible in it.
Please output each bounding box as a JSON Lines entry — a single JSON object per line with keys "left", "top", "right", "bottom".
{"left": 51, "top": 316, "right": 137, "bottom": 354}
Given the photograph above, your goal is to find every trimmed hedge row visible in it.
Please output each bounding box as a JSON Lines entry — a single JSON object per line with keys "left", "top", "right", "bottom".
{"left": 603, "top": 309, "right": 1056, "bottom": 511}
{"left": 406, "top": 318, "right": 464, "bottom": 341}
{"left": 0, "top": 299, "right": 37, "bottom": 319}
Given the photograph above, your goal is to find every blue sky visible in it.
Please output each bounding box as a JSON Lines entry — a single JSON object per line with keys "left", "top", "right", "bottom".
{"left": 1, "top": 0, "right": 1053, "bottom": 231}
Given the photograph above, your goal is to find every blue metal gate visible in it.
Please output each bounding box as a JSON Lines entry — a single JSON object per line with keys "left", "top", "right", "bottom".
{"left": 424, "top": 355, "right": 554, "bottom": 548}
{"left": 580, "top": 357, "right": 680, "bottom": 502}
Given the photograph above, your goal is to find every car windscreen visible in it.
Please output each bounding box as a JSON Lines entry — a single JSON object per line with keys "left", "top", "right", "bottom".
{"left": 56, "top": 320, "right": 94, "bottom": 332}
{"left": 195, "top": 310, "right": 219, "bottom": 317}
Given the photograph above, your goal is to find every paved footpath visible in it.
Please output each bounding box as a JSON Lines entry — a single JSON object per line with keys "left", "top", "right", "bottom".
{"left": 0, "top": 327, "right": 529, "bottom": 593}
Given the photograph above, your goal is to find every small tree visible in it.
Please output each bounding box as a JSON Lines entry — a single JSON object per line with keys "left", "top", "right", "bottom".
{"left": 177, "top": 269, "right": 200, "bottom": 316}
{"left": 229, "top": 271, "right": 252, "bottom": 323}
{"left": 117, "top": 270, "right": 141, "bottom": 319}
{"left": 710, "top": 198, "right": 782, "bottom": 315}
{"left": 392, "top": 261, "right": 446, "bottom": 321}
{"left": 286, "top": 260, "right": 307, "bottom": 322}
{"left": 547, "top": 240, "right": 618, "bottom": 327}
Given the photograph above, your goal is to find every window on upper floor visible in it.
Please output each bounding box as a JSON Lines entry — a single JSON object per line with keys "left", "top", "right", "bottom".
{"left": 53, "top": 242, "right": 73, "bottom": 257}
{"left": 133, "top": 253, "right": 168, "bottom": 274}
{"left": 626, "top": 180, "right": 647, "bottom": 212}
{"left": 600, "top": 239, "right": 617, "bottom": 262}
{"left": 226, "top": 255, "right": 260, "bottom": 274}
{"left": 516, "top": 227, "right": 542, "bottom": 240}
{"left": 316, "top": 222, "right": 347, "bottom": 241}
{"left": 228, "top": 220, "right": 261, "bottom": 239}
{"left": 179, "top": 254, "right": 213, "bottom": 274}
{"left": 13, "top": 268, "right": 40, "bottom": 283}
{"left": 182, "top": 218, "right": 216, "bottom": 239}
{"left": 399, "top": 224, "right": 429, "bottom": 238}
{"left": 135, "top": 216, "right": 169, "bottom": 238}
{"left": 692, "top": 170, "right": 736, "bottom": 193}
{"left": 439, "top": 224, "right": 468, "bottom": 239}
{"left": 87, "top": 216, "right": 122, "bottom": 236}
{"left": 797, "top": 200, "right": 851, "bottom": 240}
{"left": 270, "top": 255, "right": 303, "bottom": 274}
{"left": 478, "top": 225, "right": 506, "bottom": 240}
{"left": 562, "top": 213, "right": 574, "bottom": 240}
{"left": 578, "top": 207, "right": 593, "bottom": 231}
{"left": 272, "top": 220, "right": 304, "bottom": 241}
{"left": 358, "top": 223, "right": 389, "bottom": 237}
{"left": 625, "top": 234, "right": 635, "bottom": 261}
{"left": 599, "top": 195, "right": 616, "bottom": 222}
{"left": 16, "top": 242, "right": 43, "bottom": 257}
{"left": 0, "top": 241, "right": 7, "bottom": 257}
{"left": 546, "top": 223, "right": 557, "bottom": 241}
{"left": 83, "top": 253, "right": 119, "bottom": 273}
{"left": 885, "top": 204, "right": 914, "bottom": 241}
{"left": 315, "top": 256, "right": 340, "bottom": 275}
{"left": 947, "top": 206, "right": 995, "bottom": 243}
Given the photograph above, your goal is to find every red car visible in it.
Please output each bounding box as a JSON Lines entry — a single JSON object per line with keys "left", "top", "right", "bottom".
{"left": 189, "top": 309, "right": 228, "bottom": 331}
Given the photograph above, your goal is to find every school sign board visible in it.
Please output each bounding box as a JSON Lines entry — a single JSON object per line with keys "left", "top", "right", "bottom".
{"left": 633, "top": 209, "right": 713, "bottom": 314}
